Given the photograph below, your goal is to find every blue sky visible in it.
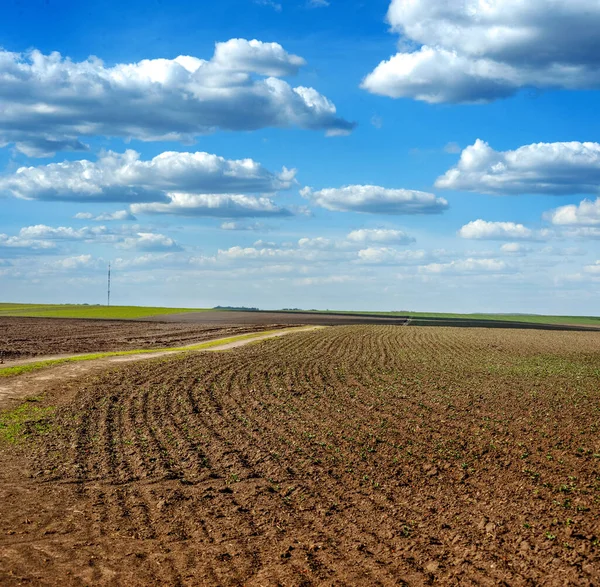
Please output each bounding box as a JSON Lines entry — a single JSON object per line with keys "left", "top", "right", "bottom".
{"left": 1, "top": 0, "right": 599, "bottom": 313}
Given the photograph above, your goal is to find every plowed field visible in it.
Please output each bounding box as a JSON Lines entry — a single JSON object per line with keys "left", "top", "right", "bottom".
{"left": 0, "top": 317, "right": 290, "bottom": 360}
{"left": 1, "top": 326, "right": 599, "bottom": 585}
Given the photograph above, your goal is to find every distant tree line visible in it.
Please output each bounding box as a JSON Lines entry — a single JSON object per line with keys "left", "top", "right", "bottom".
{"left": 213, "top": 306, "right": 260, "bottom": 312}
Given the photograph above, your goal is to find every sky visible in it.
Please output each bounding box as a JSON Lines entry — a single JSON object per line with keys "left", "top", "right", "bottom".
{"left": 1, "top": 0, "right": 600, "bottom": 314}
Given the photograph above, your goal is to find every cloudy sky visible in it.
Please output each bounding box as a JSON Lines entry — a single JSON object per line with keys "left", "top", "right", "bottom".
{"left": 1, "top": 0, "right": 600, "bottom": 314}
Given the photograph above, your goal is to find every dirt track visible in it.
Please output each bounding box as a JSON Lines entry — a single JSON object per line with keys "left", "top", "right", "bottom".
{"left": 1, "top": 325, "right": 599, "bottom": 585}
{"left": 0, "top": 327, "right": 319, "bottom": 411}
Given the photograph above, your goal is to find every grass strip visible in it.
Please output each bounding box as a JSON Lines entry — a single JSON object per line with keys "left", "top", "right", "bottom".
{"left": 0, "top": 397, "right": 55, "bottom": 444}
{"left": 0, "top": 327, "right": 314, "bottom": 379}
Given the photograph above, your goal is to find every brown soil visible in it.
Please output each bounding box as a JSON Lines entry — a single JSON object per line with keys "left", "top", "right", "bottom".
{"left": 0, "top": 317, "right": 291, "bottom": 361}
{"left": 147, "top": 310, "right": 599, "bottom": 332}
{"left": 1, "top": 326, "right": 599, "bottom": 585}
{"left": 0, "top": 328, "right": 320, "bottom": 411}
{"left": 145, "top": 310, "right": 411, "bottom": 327}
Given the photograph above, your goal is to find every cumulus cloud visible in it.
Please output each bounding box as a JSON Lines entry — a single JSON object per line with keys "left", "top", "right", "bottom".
{"left": 357, "top": 248, "right": 428, "bottom": 265}
{"left": 254, "top": 0, "right": 282, "bottom": 12}
{"left": 113, "top": 253, "right": 179, "bottom": 270}
{"left": 220, "top": 221, "right": 270, "bottom": 231}
{"left": 213, "top": 39, "right": 305, "bottom": 77}
{"left": 0, "top": 233, "right": 56, "bottom": 253}
{"left": 15, "top": 224, "right": 186, "bottom": 253}
{"left": 1, "top": 150, "right": 295, "bottom": 203}
{"left": 96, "top": 210, "right": 137, "bottom": 222}
{"left": 214, "top": 245, "right": 337, "bottom": 264}
{"left": 563, "top": 227, "right": 600, "bottom": 240}
{"left": 458, "top": 220, "right": 538, "bottom": 241}
{"left": 540, "top": 246, "right": 586, "bottom": 256}
{"left": 436, "top": 140, "right": 600, "bottom": 196}
{"left": 18, "top": 224, "right": 115, "bottom": 241}
{"left": 302, "top": 185, "right": 448, "bottom": 215}
{"left": 117, "top": 232, "right": 182, "bottom": 252}
{"left": 420, "top": 258, "right": 509, "bottom": 275}
{"left": 346, "top": 228, "right": 415, "bottom": 245}
{"left": 50, "top": 255, "right": 98, "bottom": 270}
{"left": 544, "top": 198, "right": 600, "bottom": 226}
{"left": 500, "top": 243, "right": 531, "bottom": 255}
{"left": 131, "top": 193, "right": 293, "bottom": 218}
{"left": 444, "top": 142, "right": 461, "bottom": 154}
{"left": 584, "top": 261, "right": 600, "bottom": 274}
{"left": 362, "top": 0, "right": 600, "bottom": 103}
{"left": 0, "top": 42, "right": 354, "bottom": 155}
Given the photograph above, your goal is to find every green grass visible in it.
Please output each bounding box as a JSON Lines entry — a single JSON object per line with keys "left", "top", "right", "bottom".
{"left": 0, "top": 398, "right": 55, "bottom": 444}
{"left": 487, "top": 354, "right": 600, "bottom": 378}
{"left": 0, "top": 328, "right": 310, "bottom": 379}
{"left": 280, "top": 309, "right": 600, "bottom": 328}
{"left": 0, "top": 303, "right": 208, "bottom": 320}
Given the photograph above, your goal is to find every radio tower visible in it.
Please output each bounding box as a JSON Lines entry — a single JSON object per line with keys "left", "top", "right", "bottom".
{"left": 107, "top": 262, "right": 111, "bottom": 307}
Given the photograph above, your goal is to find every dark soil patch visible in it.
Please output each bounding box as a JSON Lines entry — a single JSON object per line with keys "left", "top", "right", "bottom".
{"left": 145, "top": 309, "right": 411, "bottom": 327}
{"left": 0, "top": 317, "right": 290, "bottom": 361}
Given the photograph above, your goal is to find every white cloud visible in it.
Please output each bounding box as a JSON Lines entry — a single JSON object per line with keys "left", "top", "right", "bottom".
{"left": 113, "top": 253, "right": 179, "bottom": 270}
{"left": 131, "top": 193, "right": 293, "bottom": 218}
{"left": 95, "top": 210, "right": 137, "bottom": 222}
{"left": 458, "top": 219, "right": 537, "bottom": 241}
{"left": 363, "top": 1, "right": 600, "bottom": 103}
{"left": 1, "top": 150, "right": 295, "bottom": 203}
{"left": 501, "top": 243, "right": 531, "bottom": 255}
{"left": 75, "top": 210, "right": 137, "bottom": 222}
{"left": 50, "top": 255, "right": 97, "bottom": 270}
{"left": 346, "top": 228, "right": 415, "bottom": 245}
{"left": 214, "top": 245, "right": 327, "bottom": 263}
{"left": 357, "top": 247, "right": 428, "bottom": 265}
{"left": 117, "top": 232, "right": 182, "bottom": 252}
{"left": 370, "top": 115, "right": 383, "bottom": 129}
{"left": 298, "top": 237, "right": 335, "bottom": 250}
{"left": 213, "top": 39, "right": 305, "bottom": 76}
{"left": 420, "top": 258, "right": 509, "bottom": 275}
{"left": 302, "top": 185, "right": 448, "bottom": 215}
{"left": 437, "top": 140, "right": 600, "bottom": 196}
{"left": 295, "top": 276, "right": 357, "bottom": 288}
{"left": 18, "top": 224, "right": 113, "bottom": 241}
{"left": 254, "top": 0, "right": 282, "bottom": 11}
{"left": 220, "top": 221, "right": 269, "bottom": 231}
{"left": 584, "top": 261, "right": 600, "bottom": 274}
{"left": 0, "top": 233, "right": 56, "bottom": 253}
{"left": 563, "top": 227, "right": 600, "bottom": 239}
{"left": 444, "top": 142, "right": 461, "bottom": 154}
{"left": 540, "top": 246, "right": 586, "bottom": 256}
{"left": 307, "top": 0, "right": 330, "bottom": 7}
{"left": 544, "top": 198, "right": 600, "bottom": 226}
{"left": 0, "top": 42, "right": 353, "bottom": 155}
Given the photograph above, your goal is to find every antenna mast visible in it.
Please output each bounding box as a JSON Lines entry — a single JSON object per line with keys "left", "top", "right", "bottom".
{"left": 107, "top": 262, "right": 111, "bottom": 307}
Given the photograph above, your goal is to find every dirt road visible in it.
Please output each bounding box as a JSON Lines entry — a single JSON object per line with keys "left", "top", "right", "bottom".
{"left": 0, "top": 327, "right": 320, "bottom": 411}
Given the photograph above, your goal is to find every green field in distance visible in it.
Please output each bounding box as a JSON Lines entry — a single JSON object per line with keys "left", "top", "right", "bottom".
{"left": 0, "top": 303, "right": 208, "bottom": 320}
{"left": 1, "top": 303, "right": 599, "bottom": 327}
{"left": 283, "top": 309, "right": 600, "bottom": 327}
